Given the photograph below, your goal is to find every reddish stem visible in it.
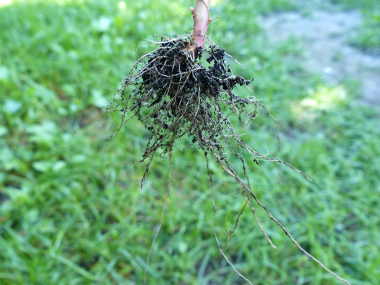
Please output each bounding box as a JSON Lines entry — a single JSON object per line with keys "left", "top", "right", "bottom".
{"left": 190, "top": 0, "right": 211, "bottom": 47}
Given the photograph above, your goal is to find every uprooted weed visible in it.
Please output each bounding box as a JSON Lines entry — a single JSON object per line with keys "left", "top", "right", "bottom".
{"left": 103, "top": 34, "right": 351, "bottom": 285}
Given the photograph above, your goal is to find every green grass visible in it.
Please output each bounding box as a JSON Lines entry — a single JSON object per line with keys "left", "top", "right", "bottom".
{"left": 328, "top": 0, "right": 380, "bottom": 53}
{"left": 351, "top": 10, "right": 380, "bottom": 54}
{"left": 0, "top": 0, "right": 380, "bottom": 284}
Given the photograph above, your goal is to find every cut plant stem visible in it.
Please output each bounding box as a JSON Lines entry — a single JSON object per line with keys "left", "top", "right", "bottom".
{"left": 190, "top": 0, "right": 212, "bottom": 47}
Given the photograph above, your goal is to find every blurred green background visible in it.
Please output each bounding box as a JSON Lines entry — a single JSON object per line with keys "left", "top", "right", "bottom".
{"left": 0, "top": 0, "right": 379, "bottom": 284}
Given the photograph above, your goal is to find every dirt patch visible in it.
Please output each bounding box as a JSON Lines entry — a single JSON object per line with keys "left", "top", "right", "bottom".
{"left": 261, "top": 10, "right": 380, "bottom": 107}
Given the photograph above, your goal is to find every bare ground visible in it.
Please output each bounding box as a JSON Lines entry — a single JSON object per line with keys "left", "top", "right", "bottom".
{"left": 261, "top": 10, "right": 380, "bottom": 107}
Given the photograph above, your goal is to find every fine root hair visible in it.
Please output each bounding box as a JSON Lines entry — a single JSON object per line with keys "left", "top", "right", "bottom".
{"left": 104, "top": 34, "right": 351, "bottom": 285}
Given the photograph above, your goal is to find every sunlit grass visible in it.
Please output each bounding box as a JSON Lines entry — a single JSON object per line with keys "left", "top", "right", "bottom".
{"left": 303, "top": 85, "right": 347, "bottom": 109}
{"left": 292, "top": 85, "right": 348, "bottom": 120}
{"left": 0, "top": 0, "right": 12, "bottom": 7}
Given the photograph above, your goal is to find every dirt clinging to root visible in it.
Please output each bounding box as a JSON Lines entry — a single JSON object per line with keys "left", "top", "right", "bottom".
{"left": 104, "top": 34, "right": 269, "bottom": 182}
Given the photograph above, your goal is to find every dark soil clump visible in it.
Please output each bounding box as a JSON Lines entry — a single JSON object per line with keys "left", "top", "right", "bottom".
{"left": 104, "top": 34, "right": 269, "bottom": 183}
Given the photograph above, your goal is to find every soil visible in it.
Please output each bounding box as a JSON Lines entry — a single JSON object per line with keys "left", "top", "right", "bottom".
{"left": 261, "top": 9, "right": 380, "bottom": 107}
{"left": 105, "top": 34, "right": 266, "bottom": 184}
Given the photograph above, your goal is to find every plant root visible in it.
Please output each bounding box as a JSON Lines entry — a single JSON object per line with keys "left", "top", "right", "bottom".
{"left": 104, "top": 34, "right": 350, "bottom": 285}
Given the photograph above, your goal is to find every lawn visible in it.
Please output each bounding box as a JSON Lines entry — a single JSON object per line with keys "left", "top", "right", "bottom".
{"left": 0, "top": 0, "right": 379, "bottom": 284}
